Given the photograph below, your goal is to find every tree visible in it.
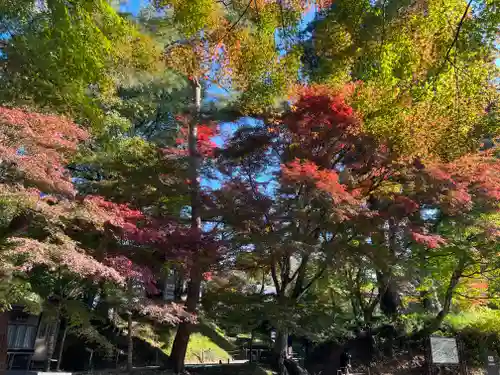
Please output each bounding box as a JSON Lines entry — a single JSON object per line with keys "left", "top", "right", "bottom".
{"left": 214, "top": 87, "right": 371, "bottom": 372}
{"left": 298, "top": 0, "right": 498, "bottom": 329}
{"left": 105, "top": 256, "right": 185, "bottom": 374}
{"left": 0, "top": 0, "right": 162, "bottom": 125}
{"left": 0, "top": 107, "right": 189, "bottom": 373}
{"left": 0, "top": 107, "right": 88, "bottom": 196}
{"left": 146, "top": 0, "right": 313, "bottom": 370}
{"left": 408, "top": 152, "right": 500, "bottom": 333}
{"left": 0, "top": 106, "right": 110, "bottom": 374}
{"left": 214, "top": 84, "right": 499, "bottom": 372}
{"left": 0, "top": 1, "right": 498, "bottom": 373}
{"left": 302, "top": 0, "right": 499, "bottom": 160}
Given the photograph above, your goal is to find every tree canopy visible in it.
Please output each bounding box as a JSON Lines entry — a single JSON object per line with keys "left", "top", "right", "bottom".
{"left": 0, "top": 1, "right": 498, "bottom": 375}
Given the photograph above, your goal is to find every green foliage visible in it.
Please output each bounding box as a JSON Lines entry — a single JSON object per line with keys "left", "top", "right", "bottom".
{"left": 398, "top": 313, "right": 429, "bottom": 335}
{"left": 75, "top": 324, "right": 116, "bottom": 357}
{"left": 0, "top": 0, "right": 498, "bottom": 371}
{"left": 446, "top": 308, "right": 500, "bottom": 335}
{"left": 142, "top": 321, "right": 234, "bottom": 364}
{"left": 113, "top": 69, "right": 191, "bottom": 142}
{"left": 238, "top": 46, "right": 302, "bottom": 114}
{"left": 305, "top": 0, "right": 499, "bottom": 159}
{"left": 0, "top": 0, "right": 162, "bottom": 126}
{"left": 445, "top": 308, "right": 500, "bottom": 365}
{"left": 158, "top": 0, "right": 304, "bottom": 114}
{"left": 168, "top": 0, "right": 217, "bottom": 37}
{"left": 0, "top": 276, "right": 42, "bottom": 314}
{"left": 75, "top": 134, "right": 189, "bottom": 211}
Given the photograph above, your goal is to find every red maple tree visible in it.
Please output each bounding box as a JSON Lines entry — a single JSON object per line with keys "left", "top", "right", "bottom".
{"left": 0, "top": 107, "right": 88, "bottom": 196}
{"left": 0, "top": 107, "right": 190, "bottom": 330}
{"left": 214, "top": 85, "right": 499, "bottom": 357}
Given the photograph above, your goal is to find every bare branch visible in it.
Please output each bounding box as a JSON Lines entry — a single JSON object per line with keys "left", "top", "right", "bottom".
{"left": 296, "top": 263, "right": 327, "bottom": 301}
{"left": 445, "top": 0, "right": 473, "bottom": 62}
{"left": 270, "top": 256, "right": 281, "bottom": 296}
{"left": 216, "top": 0, "right": 253, "bottom": 45}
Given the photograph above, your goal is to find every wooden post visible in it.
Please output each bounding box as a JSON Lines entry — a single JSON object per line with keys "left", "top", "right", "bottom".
{"left": 127, "top": 312, "right": 133, "bottom": 374}
{"left": 249, "top": 331, "right": 254, "bottom": 363}
{"left": 56, "top": 322, "right": 69, "bottom": 371}
{"left": 45, "top": 309, "right": 61, "bottom": 371}
{"left": 0, "top": 312, "right": 8, "bottom": 375}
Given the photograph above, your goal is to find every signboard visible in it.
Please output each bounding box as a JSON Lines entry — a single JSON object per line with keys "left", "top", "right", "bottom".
{"left": 430, "top": 336, "right": 460, "bottom": 364}
{"left": 486, "top": 352, "right": 500, "bottom": 375}
{"left": 162, "top": 273, "right": 176, "bottom": 301}
{"left": 270, "top": 330, "right": 276, "bottom": 342}
{"left": 487, "top": 355, "right": 496, "bottom": 366}
{"left": 163, "top": 283, "right": 175, "bottom": 301}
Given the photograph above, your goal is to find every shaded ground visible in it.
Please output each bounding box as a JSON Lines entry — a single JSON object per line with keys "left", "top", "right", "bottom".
{"left": 61, "top": 319, "right": 236, "bottom": 371}
{"left": 187, "top": 363, "right": 272, "bottom": 375}
{"left": 358, "top": 354, "right": 426, "bottom": 375}
{"left": 73, "top": 357, "right": 487, "bottom": 375}
{"left": 76, "top": 364, "right": 273, "bottom": 375}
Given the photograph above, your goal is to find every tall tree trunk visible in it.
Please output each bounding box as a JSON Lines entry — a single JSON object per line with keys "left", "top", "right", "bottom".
{"left": 377, "top": 271, "right": 400, "bottom": 318}
{"left": 0, "top": 311, "right": 8, "bottom": 375}
{"left": 419, "top": 279, "right": 442, "bottom": 313}
{"left": 363, "top": 304, "right": 376, "bottom": 327}
{"left": 350, "top": 297, "right": 361, "bottom": 323}
{"left": 56, "top": 321, "right": 69, "bottom": 371}
{"left": 127, "top": 312, "right": 133, "bottom": 374}
{"left": 386, "top": 326, "right": 395, "bottom": 358}
{"left": 163, "top": 276, "right": 169, "bottom": 301}
{"left": 45, "top": 309, "right": 61, "bottom": 371}
{"left": 163, "top": 269, "right": 175, "bottom": 302}
{"left": 170, "top": 267, "right": 202, "bottom": 373}
{"left": 170, "top": 79, "right": 203, "bottom": 374}
{"left": 377, "top": 217, "right": 401, "bottom": 318}
{"left": 273, "top": 329, "right": 289, "bottom": 375}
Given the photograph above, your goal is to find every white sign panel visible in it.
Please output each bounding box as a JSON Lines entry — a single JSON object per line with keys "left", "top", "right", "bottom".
{"left": 430, "top": 336, "right": 460, "bottom": 364}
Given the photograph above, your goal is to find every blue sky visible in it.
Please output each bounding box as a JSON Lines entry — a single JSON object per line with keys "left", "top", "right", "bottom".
{"left": 119, "top": 0, "right": 143, "bottom": 14}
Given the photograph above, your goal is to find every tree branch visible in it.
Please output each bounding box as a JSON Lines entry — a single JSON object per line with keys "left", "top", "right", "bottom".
{"left": 444, "top": 0, "right": 473, "bottom": 62}
{"left": 296, "top": 262, "right": 328, "bottom": 301}
{"left": 454, "top": 291, "right": 489, "bottom": 300}
{"left": 270, "top": 256, "right": 281, "bottom": 296}
{"left": 424, "top": 257, "right": 466, "bottom": 334}
{"left": 291, "top": 254, "right": 310, "bottom": 298}
{"left": 216, "top": 0, "right": 253, "bottom": 45}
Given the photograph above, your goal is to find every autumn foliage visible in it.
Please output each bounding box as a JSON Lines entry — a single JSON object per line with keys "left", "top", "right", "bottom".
{"left": 169, "top": 115, "right": 218, "bottom": 157}
{"left": 283, "top": 85, "right": 361, "bottom": 167}
{"left": 275, "top": 85, "right": 500, "bottom": 251}
{"left": 0, "top": 0, "right": 498, "bottom": 371}
{"left": 0, "top": 107, "right": 189, "bottom": 330}
{"left": 0, "top": 107, "right": 88, "bottom": 196}
{"left": 105, "top": 255, "right": 189, "bottom": 324}
{"left": 7, "top": 237, "right": 125, "bottom": 284}
{"left": 281, "top": 159, "right": 357, "bottom": 204}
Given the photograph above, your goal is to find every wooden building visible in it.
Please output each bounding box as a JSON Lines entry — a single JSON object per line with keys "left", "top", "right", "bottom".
{"left": 6, "top": 306, "right": 57, "bottom": 371}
